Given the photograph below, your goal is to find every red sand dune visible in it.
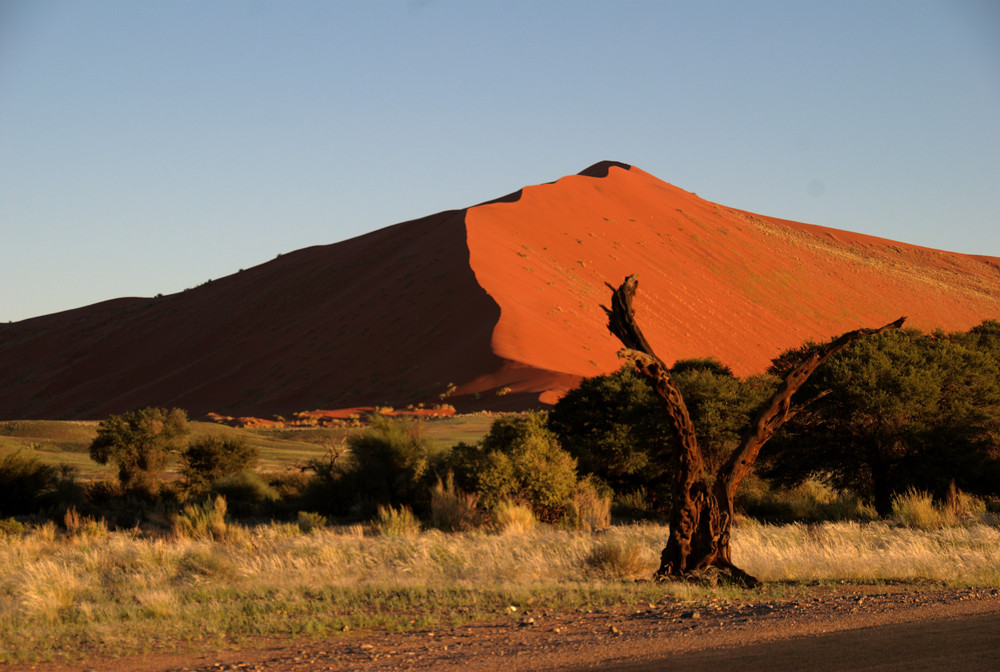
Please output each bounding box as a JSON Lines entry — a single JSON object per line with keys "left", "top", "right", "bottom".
{"left": 2, "top": 162, "right": 999, "bottom": 420}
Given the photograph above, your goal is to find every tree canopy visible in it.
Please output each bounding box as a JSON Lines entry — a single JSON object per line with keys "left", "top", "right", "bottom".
{"left": 89, "top": 407, "right": 189, "bottom": 494}
{"left": 764, "top": 325, "right": 1000, "bottom": 516}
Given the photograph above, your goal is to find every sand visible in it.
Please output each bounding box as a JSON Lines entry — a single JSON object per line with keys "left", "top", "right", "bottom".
{"left": 1, "top": 161, "right": 998, "bottom": 419}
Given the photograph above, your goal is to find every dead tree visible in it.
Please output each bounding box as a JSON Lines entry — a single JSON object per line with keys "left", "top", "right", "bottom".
{"left": 604, "top": 275, "right": 905, "bottom": 587}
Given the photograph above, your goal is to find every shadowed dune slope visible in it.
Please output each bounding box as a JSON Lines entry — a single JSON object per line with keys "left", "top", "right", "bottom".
{"left": 0, "top": 210, "right": 504, "bottom": 419}
{"left": 2, "top": 161, "right": 999, "bottom": 419}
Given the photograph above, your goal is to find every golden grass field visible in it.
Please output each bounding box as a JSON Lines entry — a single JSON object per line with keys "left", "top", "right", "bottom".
{"left": 3, "top": 515, "right": 1000, "bottom": 664}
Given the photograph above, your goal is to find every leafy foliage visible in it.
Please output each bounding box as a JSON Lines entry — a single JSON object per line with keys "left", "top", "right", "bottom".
{"left": 346, "top": 414, "right": 433, "bottom": 512}
{"left": 765, "top": 325, "right": 1000, "bottom": 516}
{"left": 0, "top": 452, "right": 80, "bottom": 516}
{"left": 550, "top": 362, "right": 777, "bottom": 514}
{"left": 452, "top": 411, "right": 577, "bottom": 519}
{"left": 88, "top": 407, "right": 188, "bottom": 494}
{"left": 180, "top": 436, "right": 258, "bottom": 492}
{"left": 548, "top": 367, "right": 672, "bottom": 511}
{"left": 670, "top": 361, "right": 777, "bottom": 474}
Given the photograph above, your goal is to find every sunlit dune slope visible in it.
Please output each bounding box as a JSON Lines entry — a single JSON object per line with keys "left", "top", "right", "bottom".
{"left": 1, "top": 161, "right": 998, "bottom": 419}
{"left": 462, "top": 162, "right": 1000, "bottom": 402}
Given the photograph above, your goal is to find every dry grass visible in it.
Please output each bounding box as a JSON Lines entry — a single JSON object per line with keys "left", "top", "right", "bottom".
{"left": 371, "top": 505, "right": 421, "bottom": 537}
{"left": 2, "top": 517, "right": 999, "bottom": 663}
{"left": 429, "top": 473, "right": 480, "bottom": 532}
{"left": 492, "top": 500, "right": 538, "bottom": 534}
{"left": 736, "top": 519, "right": 1000, "bottom": 584}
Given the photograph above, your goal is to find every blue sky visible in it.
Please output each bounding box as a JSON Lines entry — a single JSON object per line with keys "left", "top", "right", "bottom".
{"left": 2, "top": 1, "right": 998, "bottom": 322}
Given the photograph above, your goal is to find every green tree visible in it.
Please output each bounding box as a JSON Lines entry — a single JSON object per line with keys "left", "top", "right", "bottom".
{"left": 452, "top": 411, "right": 577, "bottom": 519}
{"left": 549, "top": 361, "right": 777, "bottom": 513}
{"left": 548, "top": 367, "right": 672, "bottom": 511}
{"left": 765, "top": 328, "right": 1000, "bottom": 516}
{"left": 671, "top": 362, "right": 778, "bottom": 475}
{"left": 88, "top": 407, "right": 189, "bottom": 494}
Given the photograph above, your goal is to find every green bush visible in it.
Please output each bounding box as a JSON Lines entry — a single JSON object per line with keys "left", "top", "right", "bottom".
{"left": 209, "top": 471, "right": 280, "bottom": 517}
{"left": 181, "top": 437, "right": 258, "bottom": 492}
{"left": 0, "top": 517, "right": 25, "bottom": 539}
{"left": 0, "top": 451, "right": 80, "bottom": 516}
{"left": 549, "top": 367, "right": 672, "bottom": 511}
{"left": 296, "top": 511, "right": 327, "bottom": 534}
{"left": 344, "top": 415, "right": 433, "bottom": 512}
{"left": 453, "top": 412, "right": 578, "bottom": 520}
{"left": 298, "top": 444, "right": 355, "bottom": 515}
{"left": 550, "top": 364, "right": 775, "bottom": 516}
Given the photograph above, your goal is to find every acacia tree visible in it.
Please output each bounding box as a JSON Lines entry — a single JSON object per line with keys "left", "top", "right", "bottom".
{"left": 604, "top": 275, "right": 903, "bottom": 586}
{"left": 89, "top": 407, "right": 189, "bottom": 494}
{"left": 764, "top": 326, "right": 1000, "bottom": 515}
{"left": 549, "top": 362, "right": 776, "bottom": 515}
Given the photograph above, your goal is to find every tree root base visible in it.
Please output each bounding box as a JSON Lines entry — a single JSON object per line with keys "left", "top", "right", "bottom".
{"left": 654, "top": 565, "right": 761, "bottom": 589}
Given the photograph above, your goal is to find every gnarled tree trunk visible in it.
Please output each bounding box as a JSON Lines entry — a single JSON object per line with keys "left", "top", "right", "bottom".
{"left": 604, "top": 275, "right": 904, "bottom": 586}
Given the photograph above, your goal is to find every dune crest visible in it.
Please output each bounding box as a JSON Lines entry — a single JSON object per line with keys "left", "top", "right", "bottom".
{"left": 465, "top": 163, "right": 1000, "bottom": 396}
{"left": 1, "top": 163, "right": 998, "bottom": 419}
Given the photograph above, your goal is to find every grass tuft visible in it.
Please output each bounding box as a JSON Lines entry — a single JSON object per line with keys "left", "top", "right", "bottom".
{"left": 585, "top": 536, "right": 653, "bottom": 580}
{"left": 430, "top": 473, "right": 480, "bottom": 532}
{"left": 492, "top": 500, "right": 537, "bottom": 535}
{"left": 173, "top": 495, "right": 229, "bottom": 540}
{"left": 372, "top": 505, "right": 420, "bottom": 537}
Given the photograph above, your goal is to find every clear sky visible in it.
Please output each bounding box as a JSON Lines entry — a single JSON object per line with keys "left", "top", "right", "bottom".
{"left": 2, "top": 1, "right": 998, "bottom": 322}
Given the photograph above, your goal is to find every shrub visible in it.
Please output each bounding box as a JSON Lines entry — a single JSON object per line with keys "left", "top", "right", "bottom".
{"left": 174, "top": 495, "right": 229, "bottom": 540}
{"left": 585, "top": 538, "right": 650, "bottom": 581}
{"left": 345, "top": 415, "right": 433, "bottom": 512}
{"left": 209, "top": 471, "right": 279, "bottom": 517}
{"left": 298, "top": 443, "right": 355, "bottom": 514}
{"left": 549, "top": 367, "right": 671, "bottom": 510}
{"left": 181, "top": 437, "right": 257, "bottom": 491}
{"left": 296, "top": 511, "right": 327, "bottom": 534}
{"left": 0, "top": 517, "right": 25, "bottom": 539}
{"left": 492, "top": 500, "right": 537, "bottom": 535}
{"left": 371, "top": 505, "right": 420, "bottom": 537}
{"left": 429, "top": 472, "right": 480, "bottom": 532}
{"left": 454, "top": 412, "right": 578, "bottom": 520}
{"left": 551, "top": 364, "right": 775, "bottom": 516}
{"left": 0, "top": 451, "right": 80, "bottom": 516}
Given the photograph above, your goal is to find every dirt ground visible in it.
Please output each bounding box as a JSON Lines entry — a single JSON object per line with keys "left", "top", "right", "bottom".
{"left": 9, "top": 585, "right": 1000, "bottom": 672}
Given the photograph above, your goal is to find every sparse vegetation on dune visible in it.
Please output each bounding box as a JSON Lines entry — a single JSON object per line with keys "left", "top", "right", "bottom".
{"left": 2, "top": 516, "right": 999, "bottom": 663}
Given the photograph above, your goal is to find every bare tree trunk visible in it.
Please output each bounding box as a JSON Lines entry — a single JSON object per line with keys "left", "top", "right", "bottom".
{"left": 605, "top": 275, "right": 904, "bottom": 586}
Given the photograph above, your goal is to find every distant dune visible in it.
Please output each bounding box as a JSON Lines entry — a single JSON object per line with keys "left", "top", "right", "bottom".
{"left": 2, "top": 161, "right": 999, "bottom": 419}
